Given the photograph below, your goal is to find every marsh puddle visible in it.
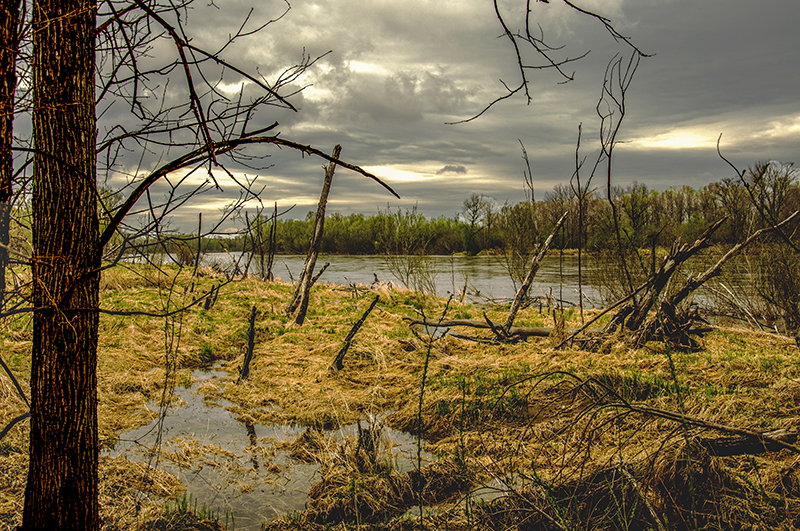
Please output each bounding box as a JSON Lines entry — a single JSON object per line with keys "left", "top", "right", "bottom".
{"left": 108, "top": 367, "right": 434, "bottom": 530}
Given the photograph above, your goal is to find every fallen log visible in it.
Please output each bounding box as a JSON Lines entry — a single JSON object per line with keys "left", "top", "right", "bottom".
{"left": 402, "top": 316, "right": 574, "bottom": 338}
{"left": 504, "top": 211, "right": 568, "bottom": 332}
{"left": 695, "top": 429, "right": 798, "bottom": 457}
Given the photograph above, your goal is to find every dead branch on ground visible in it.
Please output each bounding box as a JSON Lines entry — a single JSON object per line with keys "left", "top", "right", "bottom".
{"left": 329, "top": 295, "right": 380, "bottom": 373}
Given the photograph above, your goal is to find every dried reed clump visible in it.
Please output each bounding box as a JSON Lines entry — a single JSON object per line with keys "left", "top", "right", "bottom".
{"left": 471, "top": 466, "right": 653, "bottom": 531}
{"left": 0, "top": 374, "right": 25, "bottom": 412}
{"left": 0, "top": 372, "right": 29, "bottom": 531}
{"left": 469, "top": 437, "right": 800, "bottom": 531}
{"left": 100, "top": 456, "right": 185, "bottom": 500}
{"left": 139, "top": 512, "right": 226, "bottom": 531}
{"left": 648, "top": 440, "right": 754, "bottom": 529}
{"left": 305, "top": 459, "right": 470, "bottom": 526}
{"left": 98, "top": 456, "right": 186, "bottom": 531}
{"left": 281, "top": 419, "right": 472, "bottom": 527}
{"left": 779, "top": 462, "right": 800, "bottom": 499}
{"left": 0, "top": 450, "right": 26, "bottom": 531}
{"left": 286, "top": 428, "right": 328, "bottom": 463}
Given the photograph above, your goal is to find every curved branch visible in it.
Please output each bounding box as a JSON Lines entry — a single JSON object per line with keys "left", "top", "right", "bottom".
{"left": 0, "top": 412, "right": 30, "bottom": 442}
{"left": 99, "top": 133, "right": 399, "bottom": 249}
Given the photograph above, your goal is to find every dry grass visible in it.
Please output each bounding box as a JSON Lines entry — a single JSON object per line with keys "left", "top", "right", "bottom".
{"left": 2, "top": 263, "right": 800, "bottom": 530}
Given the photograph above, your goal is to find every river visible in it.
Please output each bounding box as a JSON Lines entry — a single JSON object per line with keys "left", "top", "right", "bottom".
{"left": 198, "top": 252, "right": 606, "bottom": 308}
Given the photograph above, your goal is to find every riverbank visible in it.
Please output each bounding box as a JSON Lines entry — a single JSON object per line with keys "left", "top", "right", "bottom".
{"left": 1, "top": 264, "right": 799, "bottom": 530}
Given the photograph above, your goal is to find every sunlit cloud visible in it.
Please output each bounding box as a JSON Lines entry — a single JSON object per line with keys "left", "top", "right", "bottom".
{"left": 116, "top": 0, "right": 799, "bottom": 231}
{"left": 758, "top": 113, "right": 800, "bottom": 139}
{"left": 130, "top": 167, "right": 279, "bottom": 193}
{"left": 364, "top": 166, "right": 436, "bottom": 183}
{"left": 347, "top": 60, "right": 391, "bottom": 76}
{"left": 216, "top": 80, "right": 251, "bottom": 97}
{"left": 629, "top": 129, "right": 718, "bottom": 150}
{"left": 240, "top": 194, "right": 321, "bottom": 208}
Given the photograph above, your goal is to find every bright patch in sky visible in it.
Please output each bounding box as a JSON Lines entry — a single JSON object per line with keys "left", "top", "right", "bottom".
{"left": 347, "top": 60, "right": 391, "bottom": 76}
{"left": 216, "top": 80, "right": 250, "bottom": 97}
{"left": 760, "top": 113, "right": 800, "bottom": 138}
{"left": 364, "top": 166, "right": 435, "bottom": 183}
{"left": 630, "top": 130, "right": 717, "bottom": 150}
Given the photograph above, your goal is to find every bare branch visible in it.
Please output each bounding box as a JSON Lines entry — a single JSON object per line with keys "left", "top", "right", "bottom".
{"left": 99, "top": 133, "right": 400, "bottom": 249}
{"left": 455, "top": 0, "right": 648, "bottom": 123}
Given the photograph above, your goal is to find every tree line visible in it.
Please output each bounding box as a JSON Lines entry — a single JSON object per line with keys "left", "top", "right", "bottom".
{"left": 154, "top": 161, "right": 798, "bottom": 257}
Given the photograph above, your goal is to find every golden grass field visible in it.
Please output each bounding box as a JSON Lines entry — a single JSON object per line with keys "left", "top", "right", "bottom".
{"left": 2, "top": 263, "right": 800, "bottom": 530}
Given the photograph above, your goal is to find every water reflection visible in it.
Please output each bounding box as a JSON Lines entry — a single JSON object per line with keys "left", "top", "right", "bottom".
{"left": 107, "top": 367, "right": 434, "bottom": 529}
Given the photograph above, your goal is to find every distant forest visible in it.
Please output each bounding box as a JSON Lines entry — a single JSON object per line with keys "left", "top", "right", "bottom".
{"left": 149, "top": 162, "right": 799, "bottom": 256}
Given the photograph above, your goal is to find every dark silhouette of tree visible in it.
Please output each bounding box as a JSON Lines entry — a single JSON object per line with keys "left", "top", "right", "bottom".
{"left": 461, "top": 193, "right": 493, "bottom": 255}
{"left": 4, "top": 1, "right": 398, "bottom": 528}
{"left": 22, "top": 1, "right": 101, "bottom": 528}
{"left": 0, "top": 0, "right": 21, "bottom": 309}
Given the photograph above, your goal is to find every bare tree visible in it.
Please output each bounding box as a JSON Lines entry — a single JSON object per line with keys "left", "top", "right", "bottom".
{"left": 569, "top": 124, "right": 592, "bottom": 323}
{"left": 4, "top": 1, "right": 399, "bottom": 528}
{"left": 718, "top": 146, "right": 800, "bottom": 332}
{"left": 0, "top": 0, "right": 21, "bottom": 309}
{"left": 287, "top": 144, "right": 342, "bottom": 325}
{"left": 461, "top": 193, "right": 492, "bottom": 255}
{"left": 467, "top": 2, "right": 649, "bottom": 308}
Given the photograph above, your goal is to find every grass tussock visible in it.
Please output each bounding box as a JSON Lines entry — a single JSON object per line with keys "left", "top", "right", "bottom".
{"left": 2, "top": 263, "right": 800, "bottom": 530}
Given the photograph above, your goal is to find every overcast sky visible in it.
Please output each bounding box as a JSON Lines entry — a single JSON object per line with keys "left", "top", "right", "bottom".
{"left": 109, "top": 0, "right": 800, "bottom": 230}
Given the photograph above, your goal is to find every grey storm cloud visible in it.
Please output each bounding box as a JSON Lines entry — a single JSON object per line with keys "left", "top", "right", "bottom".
{"left": 436, "top": 165, "right": 468, "bottom": 175}
{"left": 113, "top": 0, "right": 800, "bottom": 229}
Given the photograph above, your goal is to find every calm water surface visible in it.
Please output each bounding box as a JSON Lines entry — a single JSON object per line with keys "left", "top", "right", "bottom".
{"left": 202, "top": 253, "right": 604, "bottom": 307}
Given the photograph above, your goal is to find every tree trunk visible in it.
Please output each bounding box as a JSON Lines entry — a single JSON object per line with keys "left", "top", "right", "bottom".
{"left": 0, "top": 0, "right": 20, "bottom": 310}
{"left": 266, "top": 203, "right": 277, "bottom": 280}
{"left": 503, "top": 211, "right": 568, "bottom": 332}
{"left": 288, "top": 144, "right": 341, "bottom": 324}
{"left": 23, "top": 0, "right": 100, "bottom": 529}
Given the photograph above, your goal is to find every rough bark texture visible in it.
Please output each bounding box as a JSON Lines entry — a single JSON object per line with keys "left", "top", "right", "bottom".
{"left": 0, "top": 0, "right": 20, "bottom": 308}
{"left": 23, "top": 0, "right": 100, "bottom": 529}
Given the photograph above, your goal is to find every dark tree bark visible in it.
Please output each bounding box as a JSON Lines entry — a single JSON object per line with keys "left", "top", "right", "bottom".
{"left": 23, "top": 0, "right": 100, "bottom": 529}
{"left": 0, "top": 0, "right": 20, "bottom": 309}
{"left": 238, "top": 304, "right": 257, "bottom": 383}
